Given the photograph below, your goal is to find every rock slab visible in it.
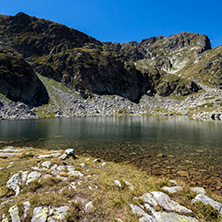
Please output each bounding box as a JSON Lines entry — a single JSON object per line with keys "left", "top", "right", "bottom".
{"left": 192, "top": 194, "right": 222, "bottom": 215}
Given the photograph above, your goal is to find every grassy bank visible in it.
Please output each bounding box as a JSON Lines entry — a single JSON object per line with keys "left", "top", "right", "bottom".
{"left": 0, "top": 147, "right": 221, "bottom": 221}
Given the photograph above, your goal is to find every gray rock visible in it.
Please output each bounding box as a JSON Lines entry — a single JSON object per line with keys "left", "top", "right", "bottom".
{"left": 66, "top": 165, "right": 75, "bottom": 174}
{"left": 0, "top": 199, "right": 15, "bottom": 210}
{"left": 50, "top": 164, "right": 60, "bottom": 175}
{"left": 115, "top": 218, "right": 123, "bottom": 222}
{"left": 70, "top": 182, "right": 76, "bottom": 189}
{"left": 140, "top": 193, "right": 158, "bottom": 206}
{"left": 114, "top": 180, "right": 122, "bottom": 188}
{"left": 4, "top": 146, "right": 22, "bottom": 153}
{"left": 92, "top": 158, "right": 101, "bottom": 163}
{"left": 26, "top": 171, "right": 42, "bottom": 185}
{"left": 56, "top": 175, "right": 68, "bottom": 181}
{"left": 42, "top": 174, "right": 52, "bottom": 178}
{"left": 9, "top": 205, "right": 21, "bottom": 222}
{"left": 162, "top": 186, "right": 183, "bottom": 194}
{"left": 99, "top": 162, "right": 107, "bottom": 168}
{"left": 192, "top": 194, "right": 222, "bottom": 215}
{"left": 130, "top": 204, "right": 146, "bottom": 216}
{"left": 0, "top": 152, "right": 18, "bottom": 157}
{"left": 51, "top": 164, "right": 58, "bottom": 170}
{"left": 32, "top": 166, "right": 42, "bottom": 171}
{"left": 31, "top": 206, "right": 49, "bottom": 222}
{"left": 123, "top": 180, "right": 135, "bottom": 190}
{"left": 80, "top": 163, "right": 86, "bottom": 167}
{"left": 59, "top": 154, "right": 67, "bottom": 160}
{"left": 2, "top": 214, "right": 9, "bottom": 222}
{"left": 66, "top": 165, "right": 83, "bottom": 177}
{"left": 139, "top": 216, "right": 157, "bottom": 222}
{"left": 23, "top": 201, "right": 30, "bottom": 218}
{"left": 153, "top": 212, "right": 198, "bottom": 222}
{"left": 190, "top": 187, "right": 206, "bottom": 194}
{"left": 130, "top": 205, "right": 156, "bottom": 221}
{"left": 57, "top": 165, "right": 65, "bottom": 171}
{"left": 20, "top": 171, "right": 29, "bottom": 184}
{"left": 38, "top": 155, "right": 51, "bottom": 159}
{"left": 51, "top": 151, "right": 61, "bottom": 157}
{"left": 150, "top": 191, "right": 192, "bottom": 214}
{"left": 85, "top": 201, "right": 94, "bottom": 212}
{"left": 65, "top": 148, "right": 75, "bottom": 156}
{"left": 41, "top": 161, "right": 51, "bottom": 169}
{"left": 6, "top": 173, "right": 20, "bottom": 196}
{"left": 47, "top": 206, "right": 69, "bottom": 221}
{"left": 169, "top": 180, "right": 177, "bottom": 186}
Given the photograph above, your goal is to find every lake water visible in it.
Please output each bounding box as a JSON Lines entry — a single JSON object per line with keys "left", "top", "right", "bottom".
{"left": 0, "top": 116, "right": 221, "bottom": 193}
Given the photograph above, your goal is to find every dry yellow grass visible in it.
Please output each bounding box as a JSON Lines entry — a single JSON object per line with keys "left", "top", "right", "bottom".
{"left": 0, "top": 147, "right": 221, "bottom": 221}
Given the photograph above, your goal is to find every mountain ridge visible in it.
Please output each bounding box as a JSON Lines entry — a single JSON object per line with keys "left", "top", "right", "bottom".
{"left": 0, "top": 12, "right": 221, "bottom": 119}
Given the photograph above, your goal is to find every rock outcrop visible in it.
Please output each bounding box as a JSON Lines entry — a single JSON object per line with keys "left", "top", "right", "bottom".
{"left": 0, "top": 43, "right": 49, "bottom": 106}
{"left": 0, "top": 12, "right": 208, "bottom": 105}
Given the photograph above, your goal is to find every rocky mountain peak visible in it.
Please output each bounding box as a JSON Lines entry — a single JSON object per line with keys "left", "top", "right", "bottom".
{"left": 0, "top": 12, "right": 220, "bottom": 107}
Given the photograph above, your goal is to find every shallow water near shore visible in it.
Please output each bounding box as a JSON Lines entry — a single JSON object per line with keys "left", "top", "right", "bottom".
{"left": 0, "top": 116, "right": 221, "bottom": 194}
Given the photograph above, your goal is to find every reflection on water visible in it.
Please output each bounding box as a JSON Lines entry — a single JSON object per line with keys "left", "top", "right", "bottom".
{"left": 0, "top": 116, "right": 221, "bottom": 193}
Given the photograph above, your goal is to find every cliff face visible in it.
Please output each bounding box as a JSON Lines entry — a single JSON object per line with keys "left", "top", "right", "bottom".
{"left": 0, "top": 12, "right": 217, "bottom": 107}
{"left": 0, "top": 43, "right": 49, "bottom": 106}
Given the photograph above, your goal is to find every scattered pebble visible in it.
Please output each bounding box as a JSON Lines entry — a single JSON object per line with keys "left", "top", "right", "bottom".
{"left": 41, "top": 161, "right": 51, "bottom": 169}
{"left": 114, "top": 180, "right": 122, "bottom": 188}
{"left": 162, "top": 186, "right": 183, "bottom": 194}
{"left": 38, "top": 154, "right": 51, "bottom": 159}
{"left": 85, "top": 201, "right": 94, "bottom": 212}
{"left": 80, "top": 163, "right": 86, "bottom": 167}
{"left": 59, "top": 154, "right": 68, "bottom": 160}
{"left": 92, "top": 158, "right": 101, "bottom": 163}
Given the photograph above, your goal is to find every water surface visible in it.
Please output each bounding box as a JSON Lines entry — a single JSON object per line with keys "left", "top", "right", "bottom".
{"left": 0, "top": 116, "right": 221, "bottom": 193}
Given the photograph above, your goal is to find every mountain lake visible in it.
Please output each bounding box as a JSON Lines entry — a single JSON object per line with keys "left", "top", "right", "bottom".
{"left": 0, "top": 116, "right": 221, "bottom": 194}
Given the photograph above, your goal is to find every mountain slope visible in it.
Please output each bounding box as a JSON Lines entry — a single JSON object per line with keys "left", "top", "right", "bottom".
{"left": 0, "top": 12, "right": 221, "bottom": 119}
{"left": 177, "top": 45, "right": 222, "bottom": 88}
{"left": 0, "top": 42, "right": 49, "bottom": 106}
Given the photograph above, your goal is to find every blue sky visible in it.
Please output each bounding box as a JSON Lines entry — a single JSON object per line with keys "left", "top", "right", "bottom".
{"left": 1, "top": 0, "right": 221, "bottom": 48}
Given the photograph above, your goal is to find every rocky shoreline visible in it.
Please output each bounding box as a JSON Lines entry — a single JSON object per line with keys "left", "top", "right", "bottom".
{"left": 1, "top": 85, "right": 222, "bottom": 121}
{"left": 0, "top": 146, "right": 221, "bottom": 221}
